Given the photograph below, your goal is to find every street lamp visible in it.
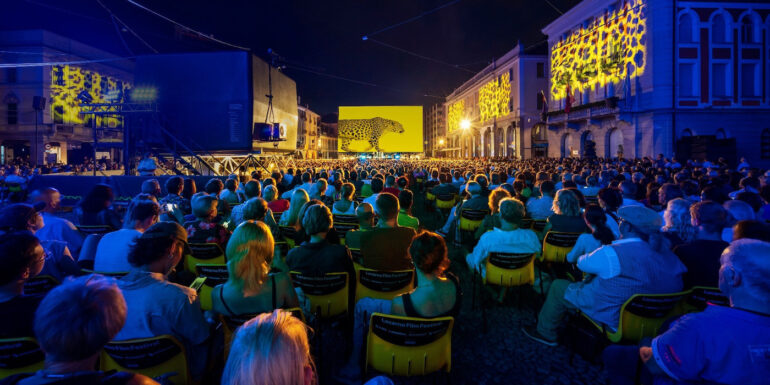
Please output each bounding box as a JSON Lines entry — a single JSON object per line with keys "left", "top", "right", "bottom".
{"left": 438, "top": 138, "right": 445, "bottom": 146}
{"left": 460, "top": 119, "right": 471, "bottom": 130}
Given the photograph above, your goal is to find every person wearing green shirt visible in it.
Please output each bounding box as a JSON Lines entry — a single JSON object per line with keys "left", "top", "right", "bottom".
{"left": 397, "top": 189, "right": 420, "bottom": 231}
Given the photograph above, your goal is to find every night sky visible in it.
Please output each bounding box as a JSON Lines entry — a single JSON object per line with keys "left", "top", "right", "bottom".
{"left": 6, "top": 0, "right": 580, "bottom": 114}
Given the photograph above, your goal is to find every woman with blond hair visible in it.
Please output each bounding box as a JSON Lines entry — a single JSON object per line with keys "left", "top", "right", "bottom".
{"left": 544, "top": 189, "right": 589, "bottom": 234}
{"left": 278, "top": 189, "right": 309, "bottom": 227}
{"left": 662, "top": 198, "right": 697, "bottom": 247}
{"left": 212, "top": 221, "right": 298, "bottom": 317}
{"left": 221, "top": 309, "right": 314, "bottom": 385}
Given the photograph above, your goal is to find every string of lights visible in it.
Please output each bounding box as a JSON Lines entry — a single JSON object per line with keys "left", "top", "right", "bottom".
{"left": 126, "top": 0, "right": 250, "bottom": 51}
{"left": 361, "top": 0, "right": 462, "bottom": 40}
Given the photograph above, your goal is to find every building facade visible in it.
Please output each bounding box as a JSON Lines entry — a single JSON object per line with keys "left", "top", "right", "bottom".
{"left": 0, "top": 30, "right": 133, "bottom": 166}
{"left": 443, "top": 43, "right": 548, "bottom": 159}
{"left": 542, "top": 0, "right": 770, "bottom": 166}
{"left": 423, "top": 103, "right": 445, "bottom": 157}
{"left": 297, "top": 104, "right": 321, "bottom": 159}
{"left": 319, "top": 121, "right": 338, "bottom": 159}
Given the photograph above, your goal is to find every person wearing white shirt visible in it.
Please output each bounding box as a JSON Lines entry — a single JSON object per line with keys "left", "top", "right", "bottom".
{"left": 94, "top": 199, "right": 159, "bottom": 272}
{"left": 32, "top": 187, "right": 84, "bottom": 258}
{"left": 466, "top": 198, "right": 541, "bottom": 278}
{"left": 526, "top": 181, "right": 556, "bottom": 220}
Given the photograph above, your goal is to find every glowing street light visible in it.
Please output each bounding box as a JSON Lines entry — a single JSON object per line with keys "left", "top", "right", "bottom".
{"left": 460, "top": 119, "right": 471, "bottom": 130}
{"left": 439, "top": 138, "right": 445, "bottom": 146}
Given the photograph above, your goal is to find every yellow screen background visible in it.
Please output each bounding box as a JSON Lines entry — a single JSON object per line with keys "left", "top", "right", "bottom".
{"left": 338, "top": 106, "right": 423, "bottom": 153}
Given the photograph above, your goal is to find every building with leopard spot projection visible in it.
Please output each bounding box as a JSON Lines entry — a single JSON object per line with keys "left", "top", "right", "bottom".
{"left": 443, "top": 42, "right": 549, "bottom": 159}
{"left": 542, "top": 0, "right": 770, "bottom": 167}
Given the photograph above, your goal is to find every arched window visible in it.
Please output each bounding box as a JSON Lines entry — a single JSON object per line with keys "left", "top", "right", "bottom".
{"left": 682, "top": 128, "right": 694, "bottom": 137}
{"left": 741, "top": 15, "right": 756, "bottom": 43}
{"left": 679, "top": 13, "right": 695, "bottom": 43}
{"left": 712, "top": 13, "right": 728, "bottom": 43}
{"left": 762, "top": 129, "right": 770, "bottom": 159}
{"left": 715, "top": 128, "right": 727, "bottom": 139}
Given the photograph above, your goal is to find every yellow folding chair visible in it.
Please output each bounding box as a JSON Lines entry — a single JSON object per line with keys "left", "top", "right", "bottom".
{"left": 184, "top": 243, "right": 225, "bottom": 274}
{"left": 435, "top": 193, "right": 456, "bottom": 213}
{"left": 680, "top": 286, "right": 729, "bottom": 313}
{"left": 541, "top": 231, "right": 582, "bottom": 263}
{"left": 532, "top": 219, "right": 548, "bottom": 233}
{"left": 365, "top": 313, "right": 454, "bottom": 378}
{"left": 355, "top": 266, "right": 415, "bottom": 302}
{"left": 80, "top": 269, "right": 129, "bottom": 279}
{"left": 289, "top": 271, "right": 349, "bottom": 319}
{"left": 0, "top": 337, "right": 45, "bottom": 379}
{"left": 100, "top": 335, "right": 189, "bottom": 385}
{"left": 194, "top": 264, "right": 229, "bottom": 311}
{"left": 458, "top": 209, "right": 489, "bottom": 232}
{"left": 473, "top": 253, "right": 536, "bottom": 332}
{"left": 583, "top": 291, "right": 689, "bottom": 343}
{"left": 22, "top": 275, "right": 59, "bottom": 297}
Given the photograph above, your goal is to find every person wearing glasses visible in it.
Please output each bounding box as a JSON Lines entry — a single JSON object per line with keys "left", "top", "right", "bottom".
{"left": 0, "top": 231, "right": 46, "bottom": 339}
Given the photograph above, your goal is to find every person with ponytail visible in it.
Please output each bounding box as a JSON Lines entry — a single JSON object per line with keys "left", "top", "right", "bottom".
{"left": 566, "top": 204, "right": 617, "bottom": 263}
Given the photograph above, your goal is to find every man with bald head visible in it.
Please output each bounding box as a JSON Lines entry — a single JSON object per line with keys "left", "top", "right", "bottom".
{"left": 33, "top": 187, "right": 83, "bottom": 257}
{"left": 344, "top": 203, "right": 375, "bottom": 252}
{"left": 606, "top": 240, "right": 770, "bottom": 385}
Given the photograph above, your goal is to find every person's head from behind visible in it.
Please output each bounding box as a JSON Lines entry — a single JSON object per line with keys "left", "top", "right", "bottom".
{"left": 355, "top": 203, "right": 375, "bottom": 227}
{"left": 739, "top": 176, "right": 760, "bottom": 193}
{"left": 719, "top": 239, "right": 770, "bottom": 305}
{"left": 385, "top": 175, "right": 396, "bottom": 187}
{"left": 733, "top": 220, "right": 770, "bottom": 242}
{"left": 34, "top": 275, "right": 126, "bottom": 366}
{"left": 80, "top": 183, "right": 114, "bottom": 213}
{"left": 222, "top": 309, "right": 314, "bottom": 385}
{"left": 539, "top": 180, "right": 555, "bottom": 197}
{"left": 302, "top": 204, "right": 332, "bottom": 237}
{"left": 583, "top": 204, "right": 614, "bottom": 244}
{"left": 735, "top": 191, "right": 763, "bottom": 214}
{"left": 0, "top": 232, "right": 44, "bottom": 290}
{"left": 205, "top": 178, "right": 224, "bottom": 195}
{"left": 340, "top": 183, "right": 355, "bottom": 201}
{"left": 243, "top": 197, "right": 269, "bottom": 222}
{"left": 182, "top": 178, "right": 197, "bottom": 200}
{"left": 398, "top": 189, "right": 414, "bottom": 213}
{"left": 499, "top": 198, "right": 526, "bottom": 227}
{"left": 141, "top": 179, "right": 161, "bottom": 197}
{"left": 225, "top": 178, "right": 238, "bottom": 192}
{"left": 690, "top": 200, "right": 727, "bottom": 236}
{"left": 33, "top": 187, "right": 61, "bottom": 213}
{"left": 374, "top": 192, "right": 399, "bottom": 224}
{"left": 226, "top": 221, "right": 274, "bottom": 296}
{"left": 663, "top": 198, "right": 694, "bottom": 234}
{"left": 371, "top": 178, "right": 384, "bottom": 194}
{"left": 723, "top": 199, "right": 755, "bottom": 225}
{"left": 165, "top": 176, "right": 184, "bottom": 196}
{"left": 262, "top": 184, "right": 278, "bottom": 203}
{"left": 658, "top": 183, "right": 683, "bottom": 205}
{"left": 125, "top": 199, "right": 160, "bottom": 231}
{"left": 619, "top": 181, "right": 637, "bottom": 199}
{"left": 287, "top": 189, "right": 310, "bottom": 226}
{"left": 192, "top": 193, "right": 218, "bottom": 221}
{"left": 553, "top": 189, "right": 580, "bottom": 216}
{"left": 409, "top": 231, "right": 449, "bottom": 277}
{"left": 465, "top": 181, "right": 481, "bottom": 197}
{"left": 127, "top": 221, "right": 189, "bottom": 274}
{"left": 487, "top": 188, "right": 511, "bottom": 214}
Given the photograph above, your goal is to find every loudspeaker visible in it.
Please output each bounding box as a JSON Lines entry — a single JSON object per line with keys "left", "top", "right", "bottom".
{"left": 32, "top": 96, "right": 46, "bottom": 111}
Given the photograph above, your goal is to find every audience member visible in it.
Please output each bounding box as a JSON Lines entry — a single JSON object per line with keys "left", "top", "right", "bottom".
{"left": 32, "top": 187, "right": 83, "bottom": 257}
{"left": 75, "top": 184, "right": 122, "bottom": 229}
{"left": 361, "top": 193, "right": 416, "bottom": 270}
{"left": 212, "top": 221, "right": 298, "bottom": 317}
{"left": 116, "top": 222, "right": 210, "bottom": 380}
{"left": 566, "top": 204, "right": 616, "bottom": 263}
{"left": 474, "top": 188, "right": 511, "bottom": 239}
{"left": 397, "top": 189, "right": 419, "bottom": 230}
{"left": 344, "top": 203, "right": 375, "bottom": 251}
{"left": 278, "top": 189, "right": 309, "bottom": 227}
{"left": 661, "top": 198, "right": 697, "bottom": 248}
{"left": 0, "top": 232, "right": 45, "bottom": 339}
{"left": 545, "top": 189, "right": 588, "bottom": 234}
{"left": 332, "top": 182, "right": 357, "bottom": 215}
{"left": 526, "top": 180, "right": 556, "bottom": 220}
{"left": 732, "top": 219, "right": 770, "bottom": 242}
{"left": 94, "top": 198, "right": 159, "bottom": 273}
{"left": 184, "top": 193, "right": 230, "bottom": 249}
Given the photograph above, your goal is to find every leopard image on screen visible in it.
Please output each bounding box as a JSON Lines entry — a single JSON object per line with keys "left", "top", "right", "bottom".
{"left": 338, "top": 117, "right": 405, "bottom": 152}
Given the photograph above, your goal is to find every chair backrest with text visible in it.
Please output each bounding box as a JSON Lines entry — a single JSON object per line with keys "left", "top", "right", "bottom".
{"left": 0, "top": 338, "right": 45, "bottom": 379}
{"left": 100, "top": 335, "right": 189, "bottom": 385}
{"left": 355, "top": 265, "right": 415, "bottom": 302}
{"left": 289, "top": 271, "right": 349, "bottom": 318}
{"left": 184, "top": 243, "right": 225, "bottom": 274}
{"left": 541, "top": 231, "right": 581, "bottom": 263}
{"left": 485, "top": 252, "right": 535, "bottom": 287}
{"left": 366, "top": 313, "right": 454, "bottom": 376}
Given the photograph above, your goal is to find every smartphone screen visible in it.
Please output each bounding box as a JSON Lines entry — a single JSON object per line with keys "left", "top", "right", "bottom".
{"left": 189, "top": 277, "right": 207, "bottom": 292}
{"left": 165, "top": 204, "right": 174, "bottom": 212}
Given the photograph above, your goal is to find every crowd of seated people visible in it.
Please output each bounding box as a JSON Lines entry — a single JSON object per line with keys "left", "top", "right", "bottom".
{"left": 0, "top": 155, "right": 767, "bottom": 385}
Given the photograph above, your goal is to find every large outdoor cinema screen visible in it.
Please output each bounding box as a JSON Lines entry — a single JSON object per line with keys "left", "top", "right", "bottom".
{"left": 338, "top": 106, "right": 423, "bottom": 153}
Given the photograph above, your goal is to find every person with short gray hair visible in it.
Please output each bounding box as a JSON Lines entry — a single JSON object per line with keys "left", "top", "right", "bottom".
{"left": 6, "top": 275, "right": 158, "bottom": 384}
